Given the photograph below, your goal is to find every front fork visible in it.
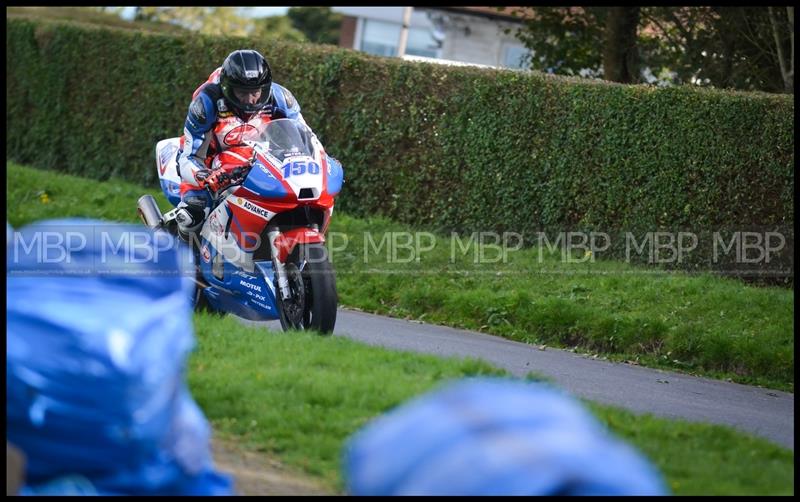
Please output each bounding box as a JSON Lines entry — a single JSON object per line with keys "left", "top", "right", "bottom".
{"left": 267, "top": 224, "right": 321, "bottom": 301}
{"left": 268, "top": 228, "right": 292, "bottom": 301}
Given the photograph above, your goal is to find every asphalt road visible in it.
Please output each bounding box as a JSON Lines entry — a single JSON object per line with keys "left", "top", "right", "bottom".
{"left": 241, "top": 308, "right": 794, "bottom": 450}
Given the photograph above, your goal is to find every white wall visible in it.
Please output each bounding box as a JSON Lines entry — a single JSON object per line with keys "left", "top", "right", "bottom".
{"left": 333, "top": 7, "right": 528, "bottom": 69}
{"left": 331, "top": 7, "right": 434, "bottom": 29}
{"left": 437, "top": 14, "right": 527, "bottom": 68}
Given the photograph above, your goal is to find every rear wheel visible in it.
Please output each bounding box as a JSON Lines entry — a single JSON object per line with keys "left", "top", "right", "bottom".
{"left": 278, "top": 243, "right": 337, "bottom": 334}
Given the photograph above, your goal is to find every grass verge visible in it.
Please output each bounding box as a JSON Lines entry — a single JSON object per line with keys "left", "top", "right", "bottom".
{"left": 188, "top": 313, "right": 794, "bottom": 495}
{"left": 328, "top": 214, "right": 794, "bottom": 391}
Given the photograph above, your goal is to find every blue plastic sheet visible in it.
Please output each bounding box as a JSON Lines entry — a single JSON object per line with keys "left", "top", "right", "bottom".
{"left": 7, "top": 219, "right": 233, "bottom": 495}
{"left": 344, "top": 378, "right": 669, "bottom": 496}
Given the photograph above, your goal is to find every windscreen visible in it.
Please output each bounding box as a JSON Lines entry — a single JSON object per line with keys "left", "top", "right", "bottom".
{"left": 253, "top": 119, "right": 316, "bottom": 163}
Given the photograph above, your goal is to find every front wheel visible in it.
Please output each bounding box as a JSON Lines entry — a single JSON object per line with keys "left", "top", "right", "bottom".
{"left": 278, "top": 243, "right": 337, "bottom": 334}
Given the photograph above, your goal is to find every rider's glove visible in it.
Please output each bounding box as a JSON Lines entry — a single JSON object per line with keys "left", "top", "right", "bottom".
{"left": 202, "top": 170, "right": 231, "bottom": 193}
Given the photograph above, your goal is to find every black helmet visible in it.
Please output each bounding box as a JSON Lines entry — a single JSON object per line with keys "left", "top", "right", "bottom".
{"left": 220, "top": 49, "right": 273, "bottom": 116}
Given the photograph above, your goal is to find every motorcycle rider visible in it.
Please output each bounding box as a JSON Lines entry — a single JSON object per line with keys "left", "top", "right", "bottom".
{"left": 174, "top": 48, "right": 325, "bottom": 244}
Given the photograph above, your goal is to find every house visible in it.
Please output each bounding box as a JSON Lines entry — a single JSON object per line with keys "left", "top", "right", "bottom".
{"left": 333, "top": 7, "right": 535, "bottom": 70}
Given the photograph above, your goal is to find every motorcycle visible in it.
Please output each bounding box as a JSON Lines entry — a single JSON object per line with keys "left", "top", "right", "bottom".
{"left": 137, "top": 119, "right": 343, "bottom": 334}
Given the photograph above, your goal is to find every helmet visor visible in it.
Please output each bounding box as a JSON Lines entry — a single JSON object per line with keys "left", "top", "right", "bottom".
{"left": 229, "top": 83, "right": 271, "bottom": 113}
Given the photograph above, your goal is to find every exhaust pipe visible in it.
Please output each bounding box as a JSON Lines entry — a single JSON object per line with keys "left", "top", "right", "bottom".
{"left": 137, "top": 195, "right": 164, "bottom": 230}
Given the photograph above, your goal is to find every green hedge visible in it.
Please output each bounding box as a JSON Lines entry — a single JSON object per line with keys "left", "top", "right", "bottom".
{"left": 6, "top": 18, "right": 794, "bottom": 276}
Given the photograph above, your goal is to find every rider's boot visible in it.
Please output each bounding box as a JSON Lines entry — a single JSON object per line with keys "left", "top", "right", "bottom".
{"left": 175, "top": 202, "right": 208, "bottom": 257}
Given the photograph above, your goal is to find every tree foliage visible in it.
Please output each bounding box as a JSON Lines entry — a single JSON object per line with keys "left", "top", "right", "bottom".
{"left": 507, "top": 7, "right": 606, "bottom": 78}
{"left": 286, "top": 7, "right": 342, "bottom": 45}
{"left": 504, "top": 6, "right": 794, "bottom": 93}
{"left": 134, "top": 7, "right": 254, "bottom": 37}
{"left": 252, "top": 15, "right": 308, "bottom": 43}
{"left": 131, "top": 7, "right": 340, "bottom": 46}
{"left": 640, "top": 7, "right": 794, "bottom": 93}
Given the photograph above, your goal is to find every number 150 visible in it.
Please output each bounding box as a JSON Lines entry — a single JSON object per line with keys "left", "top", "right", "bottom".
{"left": 283, "top": 161, "right": 320, "bottom": 178}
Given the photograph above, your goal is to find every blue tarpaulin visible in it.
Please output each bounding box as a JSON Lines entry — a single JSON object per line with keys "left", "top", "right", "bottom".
{"left": 7, "top": 219, "right": 232, "bottom": 495}
{"left": 344, "top": 378, "right": 669, "bottom": 496}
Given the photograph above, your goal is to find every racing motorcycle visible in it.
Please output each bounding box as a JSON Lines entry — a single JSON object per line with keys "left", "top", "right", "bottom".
{"left": 137, "top": 119, "right": 343, "bottom": 334}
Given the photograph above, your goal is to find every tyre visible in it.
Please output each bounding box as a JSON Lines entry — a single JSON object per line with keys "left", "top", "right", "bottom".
{"left": 278, "top": 243, "right": 337, "bottom": 334}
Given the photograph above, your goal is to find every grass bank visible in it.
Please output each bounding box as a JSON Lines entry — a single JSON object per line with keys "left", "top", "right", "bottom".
{"left": 7, "top": 161, "right": 794, "bottom": 391}
{"left": 188, "top": 314, "right": 793, "bottom": 495}
{"left": 328, "top": 215, "right": 794, "bottom": 391}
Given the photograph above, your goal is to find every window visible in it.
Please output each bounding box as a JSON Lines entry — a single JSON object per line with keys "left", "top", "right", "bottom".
{"left": 405, "top": 26, "right": 439, "bottom": 58}
{"left": 360, "top": 19, "right": 439, "bottom": 58}
{"left": 361, "top": 19, "right": 400, "bottom": 57}
{"left": 502, "top": 44, "right": 530, "bottom": 69}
